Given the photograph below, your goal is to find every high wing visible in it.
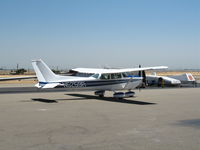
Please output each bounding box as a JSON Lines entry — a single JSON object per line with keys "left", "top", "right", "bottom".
{"left": 71, "top": 66, "right": 168, "bottom": 74}
{"left": 0, "top": 76, "right": 36, "bottom": 81}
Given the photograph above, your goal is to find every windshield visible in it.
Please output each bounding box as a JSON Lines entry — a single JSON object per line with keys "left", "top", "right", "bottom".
{"left": 122, "top": 72, "right": 128, "bottom": 78}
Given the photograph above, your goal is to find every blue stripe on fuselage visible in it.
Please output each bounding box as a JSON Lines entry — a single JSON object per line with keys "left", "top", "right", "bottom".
{"left": 39, "top": 78, "right": 142, "bottom": 87}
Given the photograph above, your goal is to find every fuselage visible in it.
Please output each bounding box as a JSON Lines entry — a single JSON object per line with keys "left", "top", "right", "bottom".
{"left": 38, "top": 76, "right": 142, "bottom": 91}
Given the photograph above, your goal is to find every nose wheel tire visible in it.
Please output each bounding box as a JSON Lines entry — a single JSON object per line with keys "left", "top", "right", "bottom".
{"left": 113, "top": 91, "right": 135, "bottom": 98}
{"left": 99, "top": 94, "right": 104, "bottom": 98}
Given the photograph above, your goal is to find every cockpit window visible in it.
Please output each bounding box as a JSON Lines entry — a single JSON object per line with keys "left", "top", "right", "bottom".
{"left": 122, "top": 72, "right": 128, "bottom": 78}
{"left": 110, "top": 73, "right": 122, "bottom": 79}
{"left": 91, "top": 74, "right": 99, "bottom": 79}
{"left": 100, "top": 73, "right": 124, "bottom": 80}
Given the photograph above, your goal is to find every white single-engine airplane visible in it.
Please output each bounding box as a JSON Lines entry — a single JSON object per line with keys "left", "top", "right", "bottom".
{"left": 32, "top": 59, "right": 168, "bottom": 98}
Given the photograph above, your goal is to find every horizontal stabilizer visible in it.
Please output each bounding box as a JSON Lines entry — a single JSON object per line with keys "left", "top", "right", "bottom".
{"left": 42, "top": 83, "right": 60, "bottom": 88}
{"left": 35, "top": 83, "right": 60, "bottom": 88}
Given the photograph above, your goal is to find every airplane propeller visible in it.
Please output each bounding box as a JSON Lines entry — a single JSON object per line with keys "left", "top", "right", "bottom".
{"left": 138, "top": 65, "right": 146, "bottom": 88}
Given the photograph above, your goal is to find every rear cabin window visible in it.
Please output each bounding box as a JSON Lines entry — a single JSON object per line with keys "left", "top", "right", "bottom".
{"left": 91, "top": 74, "right": 99, "bottom": 79}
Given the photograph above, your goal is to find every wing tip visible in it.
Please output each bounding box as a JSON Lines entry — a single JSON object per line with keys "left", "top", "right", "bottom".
{"left": 32, "top": 59, "right": 42, "bottom": 62}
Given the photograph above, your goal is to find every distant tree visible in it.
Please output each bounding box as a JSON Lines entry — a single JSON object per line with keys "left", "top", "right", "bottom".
{"left": 14, "top": 68, "right": 27, "bottom": 75}
{"left": 52, "top": 69, "right": 61, "bottom": 74}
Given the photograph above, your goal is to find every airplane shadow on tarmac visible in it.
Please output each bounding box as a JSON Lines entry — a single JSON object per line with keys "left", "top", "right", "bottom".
{"left": 32, "top": 98, "right": 58, "bottom": 103}
{"left": 31, "top": 97, "right": 93, "bottom": 103}
{"left": 66, "top": 94, "right": 156, "bottom": 105}
{"left": 31, "top": 94, "right": 156, "bottom": 105}
{"left": 175, "top": 119, "right": 200, "bottom": 129}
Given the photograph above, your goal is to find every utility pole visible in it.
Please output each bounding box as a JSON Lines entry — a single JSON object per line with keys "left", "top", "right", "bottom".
{"left": 16, "top": 63, "right": 19, "bottom": 71}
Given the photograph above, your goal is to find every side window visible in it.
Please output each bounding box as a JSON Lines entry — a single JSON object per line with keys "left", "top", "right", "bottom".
{"left": 116, "top": 73, "right": 122, "bottom": 79}
{"left": 111, "top": 74, "right": 115, "bottom": 79}
{"left": 100, "top": 74, "right": 110, "bottom": 80}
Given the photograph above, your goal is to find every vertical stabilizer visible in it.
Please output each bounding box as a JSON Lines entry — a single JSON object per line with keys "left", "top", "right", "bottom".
{"left": 32, "top": 59, "right": 57, "bottom": 82}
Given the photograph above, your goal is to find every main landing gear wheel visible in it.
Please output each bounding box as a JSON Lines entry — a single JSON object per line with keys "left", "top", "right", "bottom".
{"left": 94, "top": 90, "right": 105, "bottom": 97}
{"left": 113, "top": 91, "right": 135, "bottom": 99}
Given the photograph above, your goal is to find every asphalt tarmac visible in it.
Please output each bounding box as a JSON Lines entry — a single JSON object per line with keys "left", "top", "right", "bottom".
{"left": 0, "top": 86, "right": 200, "bottom": 150}
{"left": 0, "top": 86, "right": 67, "bottom": 94}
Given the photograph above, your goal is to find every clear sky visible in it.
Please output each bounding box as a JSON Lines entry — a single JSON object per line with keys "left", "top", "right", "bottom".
{"left": 0, "top": 0, "right": 199, "bottom": 70}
